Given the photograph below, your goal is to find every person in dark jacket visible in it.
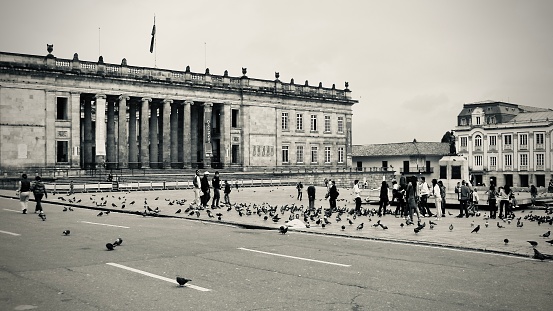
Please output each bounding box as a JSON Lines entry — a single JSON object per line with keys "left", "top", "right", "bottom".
{"left": 17, "top": 173, "right": 31, "bottom": 214}
{"left": 378, "top": 180, "right": 389, "bottom": 217}
{"left": 211, "top": 171, "right": 221, "bottom": 208}
{"left": 307, "top": 183, "right": 316, "bottom": 211}
{"left": 31, "top": 176, "right": 48, "bottom": 213}
{"left": 458, "top": 180, "right": 471, "bottom": 218}
{"left": 328, "top": 181, "right": 339, "bottom": 211}
{"left": 200, "top": 171, "right": 211, "bottom": 208}
{"left": 224, "top": 180, "right": 232, "bottom": 205}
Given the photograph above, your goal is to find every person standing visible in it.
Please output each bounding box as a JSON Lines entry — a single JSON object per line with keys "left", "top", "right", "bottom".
{"left": 406, "top": 177, "right": 421, "bottom": 222}
{"left": 223, "top": 180, "right": 232, "bottom": 205}
{"left": 458, "top": 180, "right": 470, "bottom": 218}
{"left": 530, "top": 185, "right": 538, "bottom": 207}
{"left": 200, "top": 171, "right": 211, "bottom": 209}
{"left": 296, "top": 181, "right": 303, "bottom": 201}
{"left": 549, "top": 179, "right": 553, "bottom": 193}
{"left": 438, "top": 180, "right": 447, "bottom": 217}
{"left": 418, "top": 177, "right": 432, "bottom": 217}
{"left": 378, "top": 180, "right": 389, "bottom": 217}
{"left": 192, "top": 170, "right": 201, "bottom": 206}
{"left": 487, "top": 185, "right": 498, "bottom": 219}
{"left": 328, "top": 181, "right": 339, "bottom": 212}
{"left": 31, "top": 176, "right": 48, "bottom": 213}
{"left": 307, "top": 183, "right": 316, "bottom": 211}
{"left": 353, "top": 180, "right": 362, "bottom": 215}
{"left": 211, "top": 171, "right": 221, "bottom": 208}
{"left": 431, "top": 179, "right": 442, "bottom": 220}
{"left": 17, "top": 174, "right": 31, "bottom": 214}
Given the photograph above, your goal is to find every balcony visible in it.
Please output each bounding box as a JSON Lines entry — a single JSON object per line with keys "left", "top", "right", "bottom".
{"left": 504, "top": 144, "right": 512, "bottom": 150}
{"left": 519, "top": 165, "right": 528, "bottom": 171}
{"left": 536, "top": 143, "right": 545, "bottom": 150}
{"left": 536, "top": 165, "right": 545, "bottom": 171}
{"left": 400, "top": 167, "right": 434, "bottom": 174}
{"left": 519, "top": 144, "right": 528, "bottom": 151}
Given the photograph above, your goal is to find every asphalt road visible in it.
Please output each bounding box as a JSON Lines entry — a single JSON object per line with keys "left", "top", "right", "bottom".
{"left": 0, "top": 196, "right": 552, "bottom": 311}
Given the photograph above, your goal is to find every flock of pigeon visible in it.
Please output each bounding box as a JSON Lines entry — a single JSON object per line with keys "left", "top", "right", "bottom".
{"left": 48, "top": 188, "right": 553, "bottom": 261}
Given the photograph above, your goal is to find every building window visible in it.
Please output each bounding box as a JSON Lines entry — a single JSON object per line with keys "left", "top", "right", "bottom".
{"left": 451, "top": 166, "right": 461, "bottom": 179}
{"left": 281, "top": 112, "right": 289, "bottom": 130}
{"left": 474, "top": 135, "right": 482, "bottom": 148}
{"left": 460, "top": 118, "right": 467, "bottom": 126}
{"left": 296, "top": 114, "right": 303, "bottom": 131}
{"left": 296, "top": 145, "right": 304, "bottom": 163}
{"left": 476, "top": 116, "right": 481, "bottom": 125}
{"left": 324, "top": 146, "right": 331, "bottom": 163}
{"left": 56, "top": 141, "right": 69, "bottom": 163}
{"left": 311, "top": 146, "right": 318, "bottom": 163}
{"left": 460, "top": 137, "right": 468, "bottom": 148}
{"left": 439, "top": 166, "right": 447, "bottom": 179}
{"left": 503, "top": 134, "right": 512, "bottom": 148}
{"left": 56, "top": 97, "right": 69, "bottom": 120}
{"left": 474, "top": 155, "right": 483, "bottom": 166}
{"left": 536, "top": 153, "right": 545, "bottom": 168}
{"left": 489, "top": 156, "right": 497, "bottom": 167}
{"left": 337, "top": 117, "right": 344, "bottom": 133}
{"left": 489, "top": 135, "right": 497, "bottom": 147}
{"left": 324, "top": 115, "right": 331, "bottom": 133}
{"left": 535, "top": 133, "right": 545, "bottom": 148}
{"left": 310, "top": 115, "right": 317, "bottom": 131}
{"left": 520, "top": 153, "right": 528, "bottom": 166}
{"left": 338, "top": 147, "right": 344, "bottom": 163}
{"left": 231, "top": 109, "right": 239, "bottom": 128}
{"left": 504, "top": 154, "right": 512, "bottom": 166}
{"left": 282, "top": 145, "right": 289, "bottom": 163}
{"left": 519, "top": 134, "right": 528, "bottom": 149}
{"left": 231, "top": 145, "right": 239, "bottom": 164}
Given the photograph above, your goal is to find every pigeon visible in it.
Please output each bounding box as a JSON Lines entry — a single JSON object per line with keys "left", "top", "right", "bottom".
{"left": 279, "top": 226, "right": 288, "bottom": 234}
{"left": 106, "top": 243, "right": 115, "bottom": 251}
{"left": 429, "top": 221, "right": 437, "bottom": 226}
{"left": 348, "top": 219, "right": 354, "bottom": 225}
{"left": 341, "top": 225, "right": 345, "bottom": 230}
{"left": 542, "top": 231, "right": 551, "bottom": 238}
{"left": 471, "top": 225, "right": 480, "bottom": 233}
{"left": 533, "top": 248, "right": 552, "bottom": 261}
{"left": 504, "top": 238, "right": 509, "bottom": 244}
{"left": 97, "top": 212, "right": 103, "bottom": 216}
{"left": 449, "top": 224, "right": 454, "bottom": 231}
{"left": 400, "top": 223, "right": 404, "bottom": 228}
{"left": 528, "top": 241, "right": 538, "bottom": 247}
{"left": 63, "top": 207, "right": 68, "bottom": 212}
{"left": 175, "top": 209, "right": 182, "bottom": 214}
{"left": 113, "top": 238, "right": 123, "bottom": 246}
{"left": 485, "top": 221, "right": 489, "bottom": 228}
{"left": 356, "top": 223, "right": 364, "bottom": 230}
{"left": 176, "top": 276, "right": 192, "bottom": 287}
{"left": 497, "top": 222, "right": 504, "bottom": 228}
{"left": 62, "top": 230, "right": 70, "bottom": 236}
{"left": 545, "top": 240, "right": 553, "bottom": 245}
{"left": 105, "top": 211, "right": 110, "bottom": 215}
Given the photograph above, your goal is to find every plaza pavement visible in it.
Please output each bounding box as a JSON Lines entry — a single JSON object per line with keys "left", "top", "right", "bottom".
{"left": 1, "top": 186, "right": 552, "bottom": 259}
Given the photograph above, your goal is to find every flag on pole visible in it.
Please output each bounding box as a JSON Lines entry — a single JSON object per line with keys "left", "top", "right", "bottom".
{"left": 149, "top": 16, "right": 156, "bottom": 53}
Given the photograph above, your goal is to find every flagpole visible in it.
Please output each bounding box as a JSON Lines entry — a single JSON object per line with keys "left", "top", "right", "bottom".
{"left": 154, "top": 15, "right": 157, "bottom": 68}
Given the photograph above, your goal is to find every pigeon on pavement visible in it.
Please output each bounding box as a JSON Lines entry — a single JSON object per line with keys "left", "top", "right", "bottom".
{"left": 176, "top": 276, "right": 192, "bottom": 287}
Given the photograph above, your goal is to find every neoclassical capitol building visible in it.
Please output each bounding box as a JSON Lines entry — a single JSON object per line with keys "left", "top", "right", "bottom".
{"left": 0, "top": 47, "right": 356, "bottom": 171}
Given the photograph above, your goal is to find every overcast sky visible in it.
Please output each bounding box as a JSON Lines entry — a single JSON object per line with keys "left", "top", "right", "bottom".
{"left": 1, "top": 0, "right": 552, "bottom": 144}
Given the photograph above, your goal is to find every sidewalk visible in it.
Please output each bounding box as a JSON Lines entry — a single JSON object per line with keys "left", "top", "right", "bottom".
{"left": 2, "top": 186, "right": 552, "bottom": 259}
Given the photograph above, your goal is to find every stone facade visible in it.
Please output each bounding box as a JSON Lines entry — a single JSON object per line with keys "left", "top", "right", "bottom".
{"left": 0, "top": 50, "right": 356, "bottom": 171}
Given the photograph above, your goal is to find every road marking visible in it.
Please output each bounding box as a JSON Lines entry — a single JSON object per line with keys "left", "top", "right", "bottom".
{"left": 106, "top": 263, "right": 211, "bottom": 292}
{"left": 3, "top": 208, "right": 21, "bottom": 213}
{"left": 0, "top": 230, "right": 21, "bottom": 236}
{"left": 80, "top": 221, "right": 130, "bottom": 229}
{"left": 238, "top": 247, "right": 351, "bottom": 267}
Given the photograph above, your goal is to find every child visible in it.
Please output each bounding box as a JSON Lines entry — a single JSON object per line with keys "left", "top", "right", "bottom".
{"left": 224, "top": 180, "right": 232, "bottom": 205}
{"left": 471, "top": 188, "right": 479, "bottom": 214}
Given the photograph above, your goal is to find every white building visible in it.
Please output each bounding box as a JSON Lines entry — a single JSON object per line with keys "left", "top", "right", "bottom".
{"left": 454, "top": 101, "right": 553, "bottom": 188}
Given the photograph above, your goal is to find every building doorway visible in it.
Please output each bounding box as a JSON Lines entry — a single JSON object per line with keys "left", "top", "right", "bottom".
{"left": 504, "top": 174, "right": 513, "bottom": 187}
{"left": 536, "top": 174, "right": 545, "bottom": 188}
{"left": 519, "top": 174, "right": 529, "bottom": 187}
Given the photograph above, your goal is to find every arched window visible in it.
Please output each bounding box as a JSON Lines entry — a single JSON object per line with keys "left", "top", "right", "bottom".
{"left": 474, "top": 135, "right": 482, "bottom": 147}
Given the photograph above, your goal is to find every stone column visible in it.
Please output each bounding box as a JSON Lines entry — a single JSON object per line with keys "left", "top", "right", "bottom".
{"left": 162, "top": 99, "right": 172, "bottom": 168}
{"left": 170, "top": 101, "right": 178, "bottom": 168}
{"left": 106, "top": 99, "right": 116, "bottom": 168}
{"left": 83, "top": 97, "right": 93, "bottom": 169}
{"left": 149, "top": 101, "right": 159, "bottom": 168}
{"left": 221, "top": 102, "right": 231, "bottom": 167}
{"left": 94, "top": 94, "right": 107, "bottom": 167}
{"left": 345, "top": 114, "right": 353, "bottom": 167}
{"left": 183, "top": 101, "right": 192, "bottom": 168}
{"left": 140, "top": 98, "right": 151, "bottom": 168}
{"left": 203, "top": 102, "right": 213, "bottom": 168}
{"left": 118, "top": 95, "right": 129, "bottom": 168}
{"left": 128, "top": 101, "right": 138, "bottom": 168}
{"left": 70, "top": 92, "right": 81, "bottom": 168}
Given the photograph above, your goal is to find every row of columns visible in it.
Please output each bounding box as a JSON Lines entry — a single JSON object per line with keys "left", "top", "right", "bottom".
{"left": 82, "top": 94, "right": 211, "bottom": 169}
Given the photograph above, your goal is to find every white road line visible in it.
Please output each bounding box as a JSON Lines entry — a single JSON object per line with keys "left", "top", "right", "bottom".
{"left": 106, "top": 263, "right": 211, "bottom": 292}
{"left": 238, "top": 247, "right": 351, "bottom": 267}
{"left": 80, "top": 221, "right": 130, "bottom": 229}
{"left": 3, "top": 208, "right": 21, "bottom": 213}
{"left": 0, "top": 229, "right": 21, "bottom": 236}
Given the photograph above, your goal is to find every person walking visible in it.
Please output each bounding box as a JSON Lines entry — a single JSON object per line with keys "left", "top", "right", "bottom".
{"left": 31, "top": 176, "right": 48, "bottom": 213}
{"left": 307, "top": 183, "right": 316, "bottom": 211}
{"left": 418, "top": 177, "right": 432, "bottom": 217}
{"left": 200, "top": 171, "right": 211, "bottom": 209}
{"left": 458, "top": 180, "right": 470, "bottom": 218}
{"left": 223, "top": 180, "right": 232, "bottom": 205}
{"left": 431, "top": 179, "right": 442, "bottom": 220}
{"left": 192, "top": 170, "right": 201, "bottom": 206}
{"left": 530, "top": 185, "right": 538, "bottom": 207}
{"left": 211, "top": 171, "right": 221, "bottom": 208}
{"left": 328, "top": 181, "right": 339, "bottom": 212}
{"left": 17, "top": 173, "right": 31, "bottom": 214}
{"left": 353, "top": 180, "right": 362, "bottom": 215}
{"left": 296, "top": 181, "right": 303, "bottom": 201}
{"left": 378, "top": 180, "right": 389, "bottom": 217}
{"left": 487, "top": 185, "right": 498, "bottom": 219}
{"left": 406, "top": 177, "right": 421, "bottom": 222}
